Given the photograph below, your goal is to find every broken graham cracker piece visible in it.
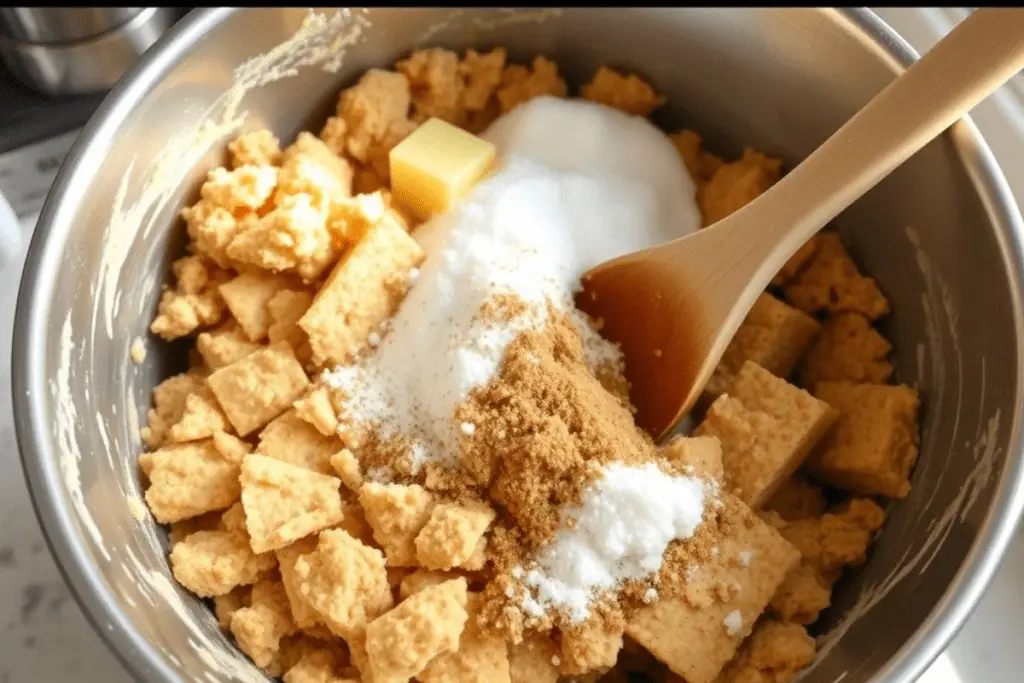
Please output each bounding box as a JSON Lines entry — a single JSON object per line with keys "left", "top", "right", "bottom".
{"left": 776, "top": 499, "right": 886, "bottom": 576}
{"left": 626, "top": 498, "right": 800, "bottom": 683}
{"left": 214, "top": 586, "right": 251, "bottom": 630}
{"left": 508, "top": 633, "right": 560, "bottom": 683}
{"left": 294, "top": 528, "right": 394, "bottom": 639}
{"left": 660, "top": 435, "right": 724, "bottom": 482}
{"left": 165, "top": 385, "right": 229, "bottom": 444}
{"left": 240, "top": 453, "right": 345, "bottom": 554}
{"left": 770, "top": 237, "right": 820, "bottom": 288}
{"left": 277, "top": 536, "right": 324, "bottom": 629}
{"left": 763, "top": 475, "right": 826, "bottom": 522}
{"left": 580, "top": 66, "right": 665, "bottom": 117}
{"left": 196, "top": 323, "right": 262, "bottom": 371}
{"left": 415, "top": 501, "right": 496, "bottom": 570}
{"left": 230, "top": 578, "right": 298, "bottom": 670}
{"left": 219, "top": 271, "right": 298, "bottom": 342}
{"left": 399, "top": 569, "right": 461, "bottom": 600}
{"left": 389, "top": 117, "right": 497, "bottom": 220}
{"left": 282, "top": 648, "right": 353, "bottom": 683}
{"left": 808, "top": 382, "right": 921, "bottom": 498}
{"left": 330, "top": 449, "right": 363, "bottom": 493}
{"left": 140, "top": 438, "right": 242, "bottom": 524}
{"left": 705, "top": 293, "right": 820, "bottom": 401}
{"left": 715, "top": 619, "right": 816, "bottom": 683}
{"left": 142, "top": 372, "right": 205, "bottom": 449}
{"left": 799, "top": 312, "right": 894, "bottom": 386}
{"left": 783, "top": 232, "right": 890, "bottom": 321}
{"left": 698, "top": 148, "right": 781, "bottom": 227}
{"left": 696, "top": 362, "right": 838, "bottom": 509}
{"left": 258, "top": 408, "right": 340, "bottom": 476}
{"left": 359, "top": 482, "right": 435, "bottom": 567}
{"left": 294, "top": 386, "right": 340, "bottom": 437}
{"left": 560, "top": 619, "right": 624, "bottom": 676}
{"left": 771, "top": 560, "right": 832, "bottom": 625}
{"left": 207, "top": 341, "right": 311, "bottom": 437}
{"left": 364, "top": 577, "right": 470, "bottom": 682}
{"left": 419, "top": 593, "right": 512, "bottom": 683}
{"left": 170, "top": 527, "right": 276, "bottom": 598}
{"left": 298, "top": 211, "right": 424, "bottom": 368}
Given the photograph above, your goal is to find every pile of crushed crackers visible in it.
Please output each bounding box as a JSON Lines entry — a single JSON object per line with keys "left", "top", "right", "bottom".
{"left": 137, "top": 46, "right": 922, "bottom": 683}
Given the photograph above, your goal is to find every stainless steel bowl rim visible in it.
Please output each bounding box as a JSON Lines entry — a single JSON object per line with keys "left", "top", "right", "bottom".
{"left": 11, "top": 8, "right": 1024, "bottom": 683}
{"left": 0, "top": 7, "right": 161, "bottom": 47}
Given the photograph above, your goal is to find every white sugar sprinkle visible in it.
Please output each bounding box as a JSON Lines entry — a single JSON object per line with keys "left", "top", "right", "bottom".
{"left": 367, "top": 331, "right": 381, "bottom": 347}
{"left": 724, "top": 610, "right": 743, "bottom": 636}
{"left": 460, "top": 421, "right": 476, "bottom": 436}
{"left": 642, "top": 588, "right": 659, "bottom": 604}
{"left": 738, "top": 550, "right": 753, "bottom": 567}
{"left": 520, "top": 462, "right": 707, "bottom": 623}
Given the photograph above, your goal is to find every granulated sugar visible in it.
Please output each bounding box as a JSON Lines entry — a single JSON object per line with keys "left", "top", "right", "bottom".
{"left": 323, "top": 97, "right": 700, "bottom": 468}
{"left": 518, "top": 462, "right": 707, "bottom": 623}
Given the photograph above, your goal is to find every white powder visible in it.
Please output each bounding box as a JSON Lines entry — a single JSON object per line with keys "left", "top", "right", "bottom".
{"left": 642, "top": 587, "right": 659, "bottom": 604}
{"left": 322, "top": 97, "right": 700, "bottom": 467}
{"left": 724, "top": 610, "right": 743, "bottom": 636}
{"left": 518, "top": 462, "right": 707, "bottom": 623}
{"left": 738, "top": 550, "right": 753, "bottom": 567}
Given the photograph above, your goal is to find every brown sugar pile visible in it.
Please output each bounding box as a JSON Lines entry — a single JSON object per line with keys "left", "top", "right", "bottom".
{"left": 135, "top": 44, "right": 922, "bottom": 683}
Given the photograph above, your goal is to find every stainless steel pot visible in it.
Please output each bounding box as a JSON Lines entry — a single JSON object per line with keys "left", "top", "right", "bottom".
{"left": 11, "top": 8, "right": 1024, "bottom": 683}
{"left": 0, "top": 8, "right": 146, "bottom": 43}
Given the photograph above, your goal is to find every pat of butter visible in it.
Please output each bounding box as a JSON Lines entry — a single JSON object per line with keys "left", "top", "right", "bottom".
{"left": 389, "top": 117, "right": 497, "bottom": 219}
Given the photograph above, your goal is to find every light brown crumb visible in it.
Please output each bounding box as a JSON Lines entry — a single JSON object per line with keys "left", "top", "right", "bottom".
{"left": 229, "top": 129, "right": 282, "bottom": 168}
{"left": 231, "top": 578, "right": 298, "bottom": 669}
{"left": 170, "top": 527, "right": 275, "bottom": 598}
{"left": 140, "top": 438, "right": 241, "bottom": 524}
{"left": 240, "top": 453, "right": 345, "bottom": 554}
{"left": 130, "top": 338, "right": 146, "bottom": 364}
{"left": 580, "top": 66, "right": 665, "bottom": 117}
{"left": 496, "top": 56, "right": 567, "bottom": 113}
{"left": 415, "top": 501, "right": 496, "bottom": 570}
{"left": 364, "top": 577, "right": 469, "bottom": 682}
{"left": 294, "top": 528, "right": 394, "bottom": 638}
{"left": 715, "top": 619, "right": 816, "bottom": 683}
{"left": 783, "top": 232, "right": 890, "bottom": 321}
{"left": 359, "top": 482, "right": 435, "bottom": 567}
{"left": 258, "top": 409, "right": 339, "bottom": 476}
{"left": 560, "top": 619, "right": 624, "bottom": 675}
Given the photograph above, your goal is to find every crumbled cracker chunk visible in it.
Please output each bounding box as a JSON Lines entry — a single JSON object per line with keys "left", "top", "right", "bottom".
{"left": 200, "top": 164, "right": 279, "bottom": 213}
{"left": 580, "top": 66, "right": 665, "bottom": 117}
{"left": 240, "top": 453, "right": 345, "bottom": 554}
{"left": 170, "top": 528, "right": 275, "bottom": 597}
{"left": 268, "top": 289, "right": 315, "bottom": 361}
{"left": 359, "top": 482, "right": 435, "bottom": 567}
{"left": 294, "top": 386, "right": 340, "bottom": 437}
{"left": 660, "top": 435, "right": 725, "bottom": 482}
{"left": 670, "top": 129, "right": 723, "bottom": 186}
{"left": 697, "top": 362, "right": 838, "bottom": 508}
{"left": 214, "top": 585, "right": 251, "bottom": 630}
{"left": 207, "top": 341, "right": 310, "bottom": 437}
{"left": 277, "top": 536, "right": 324, "bottom": 629}
{"left": 283, "top": 648, "right": 355, "bottom": 683}
{"left": 229, "top": 129, "right": 282, "bottom": 168}
{"left": 560, "top": 620, "right": 624, "bottom": 675}
{"left": 167, "top": 510, "right": 221, "bottom": 546}
{"left": 338, "top": 501, "right": 376, "bottom": 547}
{"left": 258, "top": 409, "right": 340, "bottom": 475}
{"left": 142, "top": 373, "right": 205, "bottom": 449}
{"left": 365, "top": 577, "right": 469, "bottom": 682}
{"left": 419, "top": 593, "right": 511, "bottom": 683}
{"left": 197, "top": 323, "right": 263, "bottom": 371}
{"left": 294, "top": 528, "right": 394, "bottom": 638}
{"left": 277, "top": 132, "right": 353, "bottom": 210}
{"left": 459, "top": 48, "right": 507, "bottom": 118}
{"left": 415, "top": 501, "right": 496, "bottom": 570}
{"left": 496, "top": 56, "right": 567, "bottom": 113}
{"left": 699, "top": 149, "right": 781, "bottom": 227}
{"left": 783, "top": 232, "right": 890, "bottom": 320}
{"left": 508, "top": 633, "right": 560, "bottom": 683}
{"left": 771, "top": 238, "right": 819, "bottom": 288}
{"left": 770, "top": 561, "right": 832, "bottom": 625}
{"left": 140, "top": 439, "right": 241, "bottom": 524}
{"left": 809, "top": 382, "right": 920, "bottom": 498}
{"left": 150, "top": 256, "right": 229, "bottom": 340}
{"left": 716, "top": 620, "right": 816, "bottom": 683}
{"left": 180, "top": 200, "right": 244, "bottom": 269}
{"left": 775, "top": 499, "right": 885, "bottom": 575}
{"left": 226, "top": 193, "right": 338, "bottom": 281}
{"left": 799, "top": 312, "right": 893, "bottom": 386}
{"left": 399, "top": 569, "right": 461, "bottom": 600}
{"left": 336, "top": 68, "right": 412, "bottom": 164}
{"left": 626, "top": 498, "right": 799, "bottom": 683}
{"left": 219, "top": 272, "right": 297, "bottom": 342}
{"left": 763, "top": 476, "right": 826, "bottom": 521}
{"left": 231, "top": 578, "right": 298, "bottom": 669}
{"left": 166, "top": 385, "right": 229, "bottom": 444}
{"left": 398, "top": 48, "right": 466, "bottom": 125}
{"left": 299, "top": 212, "right": 424, "bottom": 368}
{"left": 329, "top": 449, "right": 363, "bottom": 493}
{"left": 705, "top": 293, "right": 820, "bottom": 400}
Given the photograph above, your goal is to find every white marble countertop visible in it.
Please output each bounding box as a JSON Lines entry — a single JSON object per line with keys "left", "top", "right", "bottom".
{"left": 0, "top": 8, "right": 1022, "bottom": 683}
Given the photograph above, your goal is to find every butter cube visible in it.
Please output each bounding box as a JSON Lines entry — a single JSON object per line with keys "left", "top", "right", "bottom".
{"left": 389, "top": 117, "right": 496, "bottom": 218}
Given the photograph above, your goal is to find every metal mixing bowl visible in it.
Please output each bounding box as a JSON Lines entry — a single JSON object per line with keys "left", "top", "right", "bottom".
{"left": 11, "top": 8, "right": 1024, "bottom": 683}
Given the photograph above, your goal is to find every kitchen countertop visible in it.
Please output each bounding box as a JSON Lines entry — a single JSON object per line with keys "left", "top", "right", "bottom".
{"left": 0, "top": 8, "right": 1022, "bottom": 683}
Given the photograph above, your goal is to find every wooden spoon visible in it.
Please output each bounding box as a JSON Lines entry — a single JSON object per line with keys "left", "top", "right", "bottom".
{"left": 577, "top": 8, "right": 1024, "bottom": 440}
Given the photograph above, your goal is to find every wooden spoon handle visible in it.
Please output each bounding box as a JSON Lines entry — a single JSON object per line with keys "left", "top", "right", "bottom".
{"left": 742, "top": 8, "right": 1024, "bottom": 279}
